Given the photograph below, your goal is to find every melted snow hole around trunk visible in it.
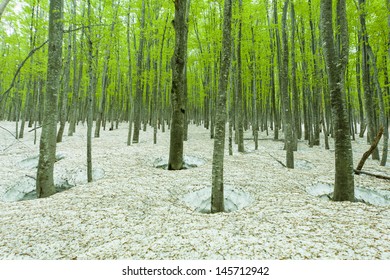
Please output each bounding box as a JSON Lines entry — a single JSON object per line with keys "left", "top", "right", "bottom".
{"left": 307, "top": 183, "right": 390, "bottom": 206}
{"left": 2, "top": 168, "right": 105, "bottom": 202}
{"left": 181, "top": 186, "right": 253, "bottom": 213}
{"left": 153, "top": 155, "right": 206, "bottom": 170}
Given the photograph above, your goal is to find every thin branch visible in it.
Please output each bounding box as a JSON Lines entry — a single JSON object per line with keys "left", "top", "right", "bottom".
{"left": 0, "top": 125, "right": 34, "bottom": 152}
{"left": 0, "top": 40, "right": 49, "bottom": 104}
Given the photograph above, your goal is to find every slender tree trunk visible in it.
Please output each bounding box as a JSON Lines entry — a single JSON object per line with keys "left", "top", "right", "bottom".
{"left": 367, "top": 45, "right": 388, "bottom": 166}
{"left": 236, "top": 0, "right": 244, "bottom": 153}
{"left": 86, "top": 0, "right": 95, "bottom": 183}
{"left": 57, "top": 32, "right": 71, "bottom": 143}
{"left": 320, "top": 0, "right": 354, "bottom": 202}
{"left": 132, "top": 0, "right": 146, "bottom": 144}
{"left": 0, "top": 0, "right": 11, "bottom": 19}
{"left": 68, "top": 0, "right": 79, "bottom": 137}
{"left": 309, "top": 0, "right": 321, "bottom": 146}
{"left": 168, "top": 0, "right": 189, "bottom": 170}
{"left": 250, "top": 25, "right": 258, "bottom": 150}
{"left": 359, "top": 0, "right": 380, "bottom": 160}
{"left": 280, "top": 0, "right": 294, "bottom": 168}
{"left": 270, "top": 0, "right": 279, "bottom": 140}
{"left": 290, "top": 2, "right": 299, "bottom": 148}
{"left": 211, "top": 0, "right": 232, "bottom": 213}
{"left": 36, "top": 0, "right": 63, "bottom": 198}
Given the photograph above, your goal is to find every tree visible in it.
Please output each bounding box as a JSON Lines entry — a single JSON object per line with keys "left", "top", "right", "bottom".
{"left": 132, "top": 0, "right": 146, "bottom": 144}
{"left": 0, "top": 0, "right": 11, "bottom": 20}
{"left": 235, "top": 0, "right": 244, "bottom": 153}
{"left": 359, "top": 0, "right": 380, "bottom": 160}
{"left": 280, "top": 0, "right": 294, "bottom": 168}
{"left": 320, "top": 0, "right": 355, "bottom": 201}
{"left": 211, "top": 0, "right": 233, "bottom": 213}
{"left": 36, "top": 0, "right": 64, "bottom": 198}
{"left": 168, "top": 0, "right": 189, "bottom": 170}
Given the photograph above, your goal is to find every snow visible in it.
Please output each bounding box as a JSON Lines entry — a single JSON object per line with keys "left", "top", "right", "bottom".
{"left": 0, "top": 121, "right": 389, "bottom": 260}
{"left": 181, "top": 185, "right": 253, "bottom": 213}
{"left": 153, "top": 155, "right": 206, "bottom": 169}
{"left": 307, "top": 183, "right": 390, "bottom": 206}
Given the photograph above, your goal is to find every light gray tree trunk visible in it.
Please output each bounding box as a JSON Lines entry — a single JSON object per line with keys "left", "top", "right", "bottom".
{"left": 359, "top": 0, "right": 380, "bottom": 160}
{"left": 367, "top": 45, "right": 388, "bottom": 166}
{"left": 211, "top": 0, "right": 232, "bottom": 213}
{"left": 132, "top": 0, "right": 146, "bottom": 144}
{"left": 68, "top": 0, "right": 81, "bottom": 136}
{"left": 86, "top": 0, "right": 96, "bottom": 183}
{"left": 320, "top": 0, "right": 354, "bottom": 202}
{"left": 281, "top": 0, "right": 294, "bottom": 168}
{"left": 36, "top": 0, "right": 63, "bottom": 198}
{"left": 290, "top": 2, "right": 300, "bottom": 147}
{"left": 0, "top": 0, "right": 11, "bottom": 19}
{"left": 168, "top": 0, "right": 189, "bottom": 170}
{"left": 56, "top": 32, "right": 71, "bottom": 143}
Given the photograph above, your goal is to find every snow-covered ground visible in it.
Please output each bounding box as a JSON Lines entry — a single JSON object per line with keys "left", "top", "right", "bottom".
{"left": 0, "top": 121, "right": 389, "bottom": 259}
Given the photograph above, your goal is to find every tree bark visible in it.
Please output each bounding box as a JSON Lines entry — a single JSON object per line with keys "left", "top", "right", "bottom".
{"left": 86, "top": 0, "right": 96, "bottom": 183}
{"left": 0, "top": 0, "right": 11, "bottom": 19}
{"left": 132, "top": 0, "right": 146, "bottom": 144}
{"left": 211, "top": 0, "right": 232, "bottom": 213}
{"left": 320, "top": 0, "right": 355, "bottom": 202}
{"left": 168, "top": 0, "right": 189, "bottom": 170}
{"left": 356, "top": 126, "right": 384, "bottom": 171}
{"left": 281, "top": 0, "right": 294, "bottom": 168}
{"left": 236, "top": 0, "right": 244, "bottom": 153}
{"left": 36, "top": 0, "right": 63, "bottom": 198}
{"left": 366, "top": 46, "right": 388, "bottom": 166}
{"left": 359, "top": 0, "right": 380, "bottom": 160}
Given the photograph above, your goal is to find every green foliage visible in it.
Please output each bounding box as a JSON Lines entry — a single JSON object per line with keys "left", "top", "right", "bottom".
{"left": 0, "top": 0, "right": 388, "bottom": 128}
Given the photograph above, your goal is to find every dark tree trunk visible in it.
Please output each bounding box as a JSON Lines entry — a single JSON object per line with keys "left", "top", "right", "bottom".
{"left": 168, "top": 0, "right": 189, "bottom": 170}
{"left": 320, "top": 0, "right": 355, "bottom": 202}
{"left": 36, "top": 0, "right": 63, "bottom": 198}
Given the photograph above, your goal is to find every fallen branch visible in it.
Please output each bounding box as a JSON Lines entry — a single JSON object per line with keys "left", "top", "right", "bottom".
{"left": 266, "top": 152, "right": 286, "bottom": 168}
{"left": 25, "top": 174, "right": 36, "bottom": 180}
{"left": 28, "top": 126, "right": 42, "bottom": 132}
{"left": 0, "top": 125, "right": 34, "bottom": 152}
{"left": 356, "top": 126, "right": 384, "bottom": 171}
{"left": 354, "top": 169, "right": 390, "bottom": 180}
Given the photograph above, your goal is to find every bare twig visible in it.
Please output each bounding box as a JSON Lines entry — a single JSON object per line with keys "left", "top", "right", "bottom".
{"left": 0, "top": 125, "right": 34, "bottom": 152}
{"left": 0, "top": 40, "right": 49, "bottom": 104}
{"left": 266, "top": 152, "right": 286, "bottom": 168}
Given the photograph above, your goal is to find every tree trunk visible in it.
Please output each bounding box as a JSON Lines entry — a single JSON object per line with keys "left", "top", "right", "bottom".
{"left": 168, "top": 0, "right": 189, "bottom": 170}
{"left": 366, "top": 45, "right": 388, "bottom": 166}
{"left": 359, "top": 0, "right": 380, "bottom": 160}
{"left": 57, "top": 32, "right": 71, "bottom": 143}
{"left": 280, "top": 0, "right": 294, "bottom": 168}
{"left": 86, "top": 0, "right": 96, "bottom": 183}
{"left": 320, "top": 0, "right": 355, "bottom": 202}
{"left": 36, "top": 0, "right": 63, "bottom": 198}
{"left": 290, "top": 2, "right": 300, "bottom": 147}
{"left": 236, "top": 0, "right": 244, "bottom": 153}
{"left": 0, "top": 0, "right": 11, "bottom": 19}
{"left": 132, "top": 0, "right": 146, "bottom": 144}
{"left": 211, "top": 0, "right": 232, "bottom": 213}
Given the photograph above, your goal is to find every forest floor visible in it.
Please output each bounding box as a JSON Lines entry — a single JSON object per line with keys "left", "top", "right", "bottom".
{"left": 0, "top": 121, "right": 389, "bottom": 260}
